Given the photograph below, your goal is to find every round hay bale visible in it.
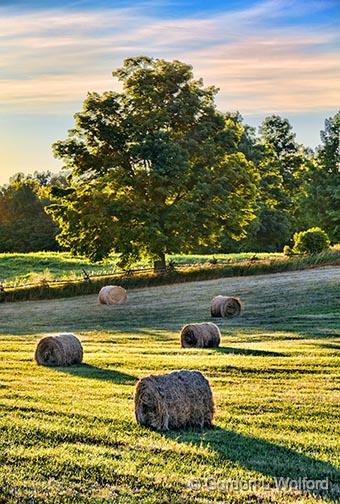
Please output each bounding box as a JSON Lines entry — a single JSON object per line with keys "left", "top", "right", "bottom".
{"left": 34, "top": 333, "right": 83, "bottom": 366}
{"left": 135, "top": 369, "right": 214, "bottom": 431}
{"left": 211, "top": 295, "right": 241, "bottom": 318}
{"left": 180, "top": 322, "right": 221, "bottom": 348}
{"left": 98, "top": 285, "right": 127, "bottom": 305}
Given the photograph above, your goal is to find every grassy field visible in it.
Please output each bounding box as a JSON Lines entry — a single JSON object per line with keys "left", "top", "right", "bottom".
{"left": 0, "top": 251, "right": 283, "bottom": 286}
{"left": 0, "top": 267, "right": 339, "bottom": 502}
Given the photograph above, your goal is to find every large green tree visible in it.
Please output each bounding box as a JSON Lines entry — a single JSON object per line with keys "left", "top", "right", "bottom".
{"left": 0, "top": 172, "right": 61, "bottom": 253}
{"left": 49, "top": 57, "right": 258, "bottom": 268}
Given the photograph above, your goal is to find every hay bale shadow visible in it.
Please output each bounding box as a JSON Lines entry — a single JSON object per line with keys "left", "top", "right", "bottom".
{"left": 55, "top": 364, "right": 136, "bottom": 384}
{"left": 163, "top": 426, "right": 340, "bottom": 499}
{"left": 219, "top": 365, "right": 323, "bottom": 376}
{"left": 213, "top": 347, "right": 285, "bottom": 357}
{"left": 317, "top": 343, "right": 340, "bottom": 351}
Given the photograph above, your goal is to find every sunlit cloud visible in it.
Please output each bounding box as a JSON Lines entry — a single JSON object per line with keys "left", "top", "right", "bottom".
{"left": 0, "top": 0, "right": 339, "bottom": 114}
{"left": 0, "top": 0, "right": 339, "bottom": 185}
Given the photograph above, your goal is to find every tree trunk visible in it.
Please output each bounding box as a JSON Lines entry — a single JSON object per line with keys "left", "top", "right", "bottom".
{"left": 154, "top": 253, "right": 166, "bottom": 272}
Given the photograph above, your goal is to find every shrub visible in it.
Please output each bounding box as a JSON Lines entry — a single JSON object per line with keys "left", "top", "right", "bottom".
{"left": 292, "top": 227, "right": 330, "bottom": 255}
{"left": 283, "top": 245, "right": 294, "bottom": 256}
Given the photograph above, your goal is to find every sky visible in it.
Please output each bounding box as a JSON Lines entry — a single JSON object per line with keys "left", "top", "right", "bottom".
{"left": 0, "top": 0, "right": 339, "bottom": 185}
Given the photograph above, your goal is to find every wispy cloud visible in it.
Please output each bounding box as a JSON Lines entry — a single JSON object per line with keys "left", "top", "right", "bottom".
{"left": 0, "top": 0, "right": 339, "bottom": 113}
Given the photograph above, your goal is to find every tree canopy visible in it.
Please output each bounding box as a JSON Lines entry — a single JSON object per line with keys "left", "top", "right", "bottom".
{"left": 49, "top": 56, "right": 259, "bottom": 267}
{"left": 2, "top": 59, "right": 337, "bottom": 259}
{"left": 240, "top": 114, "right": 309, "bottom": 251}
{"left": 298, "top": 112, "right": 340, "bottom": 242}
{"left": 0, "top": 172, "right": 62, "bottom": 253}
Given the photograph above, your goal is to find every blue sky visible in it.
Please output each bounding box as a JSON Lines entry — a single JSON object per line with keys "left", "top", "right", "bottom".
{"left": 0, "top": 0, "right": 339, "bottom": 184}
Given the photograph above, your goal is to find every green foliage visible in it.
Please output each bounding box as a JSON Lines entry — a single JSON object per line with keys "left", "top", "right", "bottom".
{"left": 292, "top": 227, "right": 330, "bottom": 255}
{"left": 259, "top": 115, "right": 307, "bottom": 198}
{"left": 224, "top": 111, "right": 264, "bottom": 163}
{"left": 0, "top": 250, "right": 282, "bottom": 285}
{"left": 243, "top": 207, "right": 292, "bottom": 252}
{"left": 1, "top": 248, "right": 339, "bottom": 302}
{"left": 0, "top": 173, "right": 61, "bottom": 253}
{"left": 49, "top": 57, "right": 258, "bottom": 267}
{"left": 1, "top": 87, "right": 337, "bottom": 258}
{"left": 237, "top": 115, "right": 309, "bottom": 252}
{"left": 319, "top": 111, "right": 340, "bottom": 173}
{"left": 283, "top": 245, "right": 293, "bottom": 256}
{"left": 0, "top": 251, "right": 109, "bottom": 285}
{"left": 297, "top": 111, "right": 340, "bottom": 242}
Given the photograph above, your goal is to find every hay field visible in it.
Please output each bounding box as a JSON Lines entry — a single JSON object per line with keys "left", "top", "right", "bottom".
{"left": 0, "top": 267, "right": 339, "bottom": 503}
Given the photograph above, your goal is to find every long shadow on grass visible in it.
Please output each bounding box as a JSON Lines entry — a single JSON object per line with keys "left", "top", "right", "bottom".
{"left": 213, "top": 347, "right": 285, "bottom": 357}
{"left": 217, "top": 365, "right": 325, "bottom": 375}
{"left": 54, "top": 364, "right": 137, "bottom": 384}
{"left": 317, "top": 343, "right": 340, "bottom": 351}
{"left": 2, "top": 310, "right": 339, "bottom": 338}
{"left": 164, "top": 427, "right": 340, "bottom": 499}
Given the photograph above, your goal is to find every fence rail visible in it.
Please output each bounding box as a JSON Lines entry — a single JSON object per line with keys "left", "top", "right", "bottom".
{"left": 0, "top": 257, "right": 261, "bottom": 291}
{"left": 0, "top": 251, "right": 338, "bottom": 303}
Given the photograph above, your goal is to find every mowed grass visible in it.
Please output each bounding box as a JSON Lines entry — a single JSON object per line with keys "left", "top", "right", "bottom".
{"left": 0, "top": 251, "right": 282, "bottom": 286}
{"left": 0, "top": 267, "right": 339, "bottom": 503}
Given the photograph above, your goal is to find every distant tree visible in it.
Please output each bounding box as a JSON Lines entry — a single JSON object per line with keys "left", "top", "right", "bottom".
{"left": 0, "top": 172, "right": 61, "bottom": 253}
{"left": 298, "top": 111, "right": 340, "bottom": 241}
{"left": 243, "top": 207, "right": 292, "bottom": 252}
{"left": 259, "top": 115, "right": 308, "bottom": 200}
{"left": 32, "top": 170, "right": 68, "bottom": 189}
{"left": 218, "top": 113, "right": 264, "bottom": 251}
{"left": 319, "top": 112, "right": 340, "bottom": 173}
{"left": 49, "top": 56, "right": 259, "bottom": 268}
{"left": 225, "top": 112, "right": 264, "bottom": 164}
{"left": 242, "top": 115, "right": 308, "bottom": 251}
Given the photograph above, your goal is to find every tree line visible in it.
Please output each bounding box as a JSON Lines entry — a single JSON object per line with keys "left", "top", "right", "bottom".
{"left": 0, "top": 57, "right": 338, "bottom": 267}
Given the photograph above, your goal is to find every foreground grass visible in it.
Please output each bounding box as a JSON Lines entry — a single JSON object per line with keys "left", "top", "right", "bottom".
{"left": 0, "top": 267, "right": 339, "bottom": 503}
{"left": 0, "top": 251, "right": 283, "bottom": 286}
